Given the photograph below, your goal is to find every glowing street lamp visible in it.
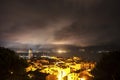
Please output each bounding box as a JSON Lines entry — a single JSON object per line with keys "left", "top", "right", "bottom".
{"left": 80, "top": 77, "right": 86, "bottom": 80}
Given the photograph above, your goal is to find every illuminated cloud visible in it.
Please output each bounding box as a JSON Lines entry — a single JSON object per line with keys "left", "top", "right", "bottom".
{"left": 0, "top": 0, "right": 120, "bottom": 48}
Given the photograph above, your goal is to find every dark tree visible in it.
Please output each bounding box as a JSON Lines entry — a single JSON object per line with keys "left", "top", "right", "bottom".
{"left": 92, "top": 51, "right": 120, "bottom": 80}
{"left": 0, "top": 47, "right": 29, "bottom": 80}
{"left": 28, "top": 69, "right": 48, "bottom": 80}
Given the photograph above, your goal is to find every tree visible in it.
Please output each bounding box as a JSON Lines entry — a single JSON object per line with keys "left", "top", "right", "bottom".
{"left": 92, "top": 51, "right": 120, "bottom": 80}
{"left": 0, "top": 47, "right": 29, "bottom": 80}
{"left": 28, "top": 69, "right": 48, "bottom": 80}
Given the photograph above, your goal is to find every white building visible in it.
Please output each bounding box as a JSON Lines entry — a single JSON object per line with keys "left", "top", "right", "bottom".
{"left": 28, "top": 48, "right": 33, "bottom": 59}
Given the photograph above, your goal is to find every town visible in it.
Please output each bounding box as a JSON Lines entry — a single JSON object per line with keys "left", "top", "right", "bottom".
{"left": 25, "top": 49, "right": 95, "bottom": 80}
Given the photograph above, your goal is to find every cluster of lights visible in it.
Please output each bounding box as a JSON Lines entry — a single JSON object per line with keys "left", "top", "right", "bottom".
{"left": 57, "top": 50, "right": 67, "bottom": 54}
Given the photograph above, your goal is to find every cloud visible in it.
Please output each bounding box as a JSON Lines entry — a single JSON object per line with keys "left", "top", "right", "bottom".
{"left": 0, "top": 0, "right": 120, "bottom": 47}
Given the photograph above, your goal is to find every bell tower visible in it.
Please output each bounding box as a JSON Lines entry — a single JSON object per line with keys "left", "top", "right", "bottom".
{"left": 28, "top": 48, "right": 33, "bottom": 59}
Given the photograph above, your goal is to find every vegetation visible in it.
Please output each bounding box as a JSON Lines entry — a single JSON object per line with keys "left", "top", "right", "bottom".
{"left": 92, "top": 51, "right": 120, "bottom": 80}
{"left": 28, "top": 69, "right": 48, "bottom": 80}
{"left": 0, "top": 47, "right": 29, "bottom": 80}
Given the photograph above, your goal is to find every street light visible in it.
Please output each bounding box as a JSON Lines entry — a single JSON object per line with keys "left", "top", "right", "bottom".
{"left": 80, "top": 77, "right": 86, "bottom": 80}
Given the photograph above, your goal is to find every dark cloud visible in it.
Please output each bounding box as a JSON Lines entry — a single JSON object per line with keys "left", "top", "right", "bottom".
{"left": 54, "top": 0, "right": 120, "bottom": 46}
{"left": 0, "top": 0, "right": 120, "bottom": 48}
{"left": 54, "top": 21, "right": 120, "bottom": 46}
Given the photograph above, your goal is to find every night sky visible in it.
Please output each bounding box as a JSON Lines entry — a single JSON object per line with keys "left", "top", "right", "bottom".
{"left": 0, "top": 0, "right": 120, "bottom": 48}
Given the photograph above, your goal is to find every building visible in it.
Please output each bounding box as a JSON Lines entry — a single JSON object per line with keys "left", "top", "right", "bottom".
{"left": 28, "top": 48, "right": 33, "bottom": 59}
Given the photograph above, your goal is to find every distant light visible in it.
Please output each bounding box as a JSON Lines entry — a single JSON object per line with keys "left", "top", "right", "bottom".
{"left": 10, "top": 71, "right": 13, "bottom": 74}
{"left": 57, "top": 50, "right": 67, "bottom": 54}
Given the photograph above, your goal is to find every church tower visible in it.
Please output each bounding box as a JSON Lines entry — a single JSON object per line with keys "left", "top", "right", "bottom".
{"left": 28, "top": 48, "right": 33, "bottom": 59}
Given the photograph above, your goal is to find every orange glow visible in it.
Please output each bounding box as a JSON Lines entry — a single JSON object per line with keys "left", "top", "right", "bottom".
{"left": 80, "top": 77, "right": 86, "bottom": 80}
{"left": 52, "top": 41, "right": 72, "bottom": 45}
{"left": 26, "top": 56, "right": 95, "bottom": 80}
